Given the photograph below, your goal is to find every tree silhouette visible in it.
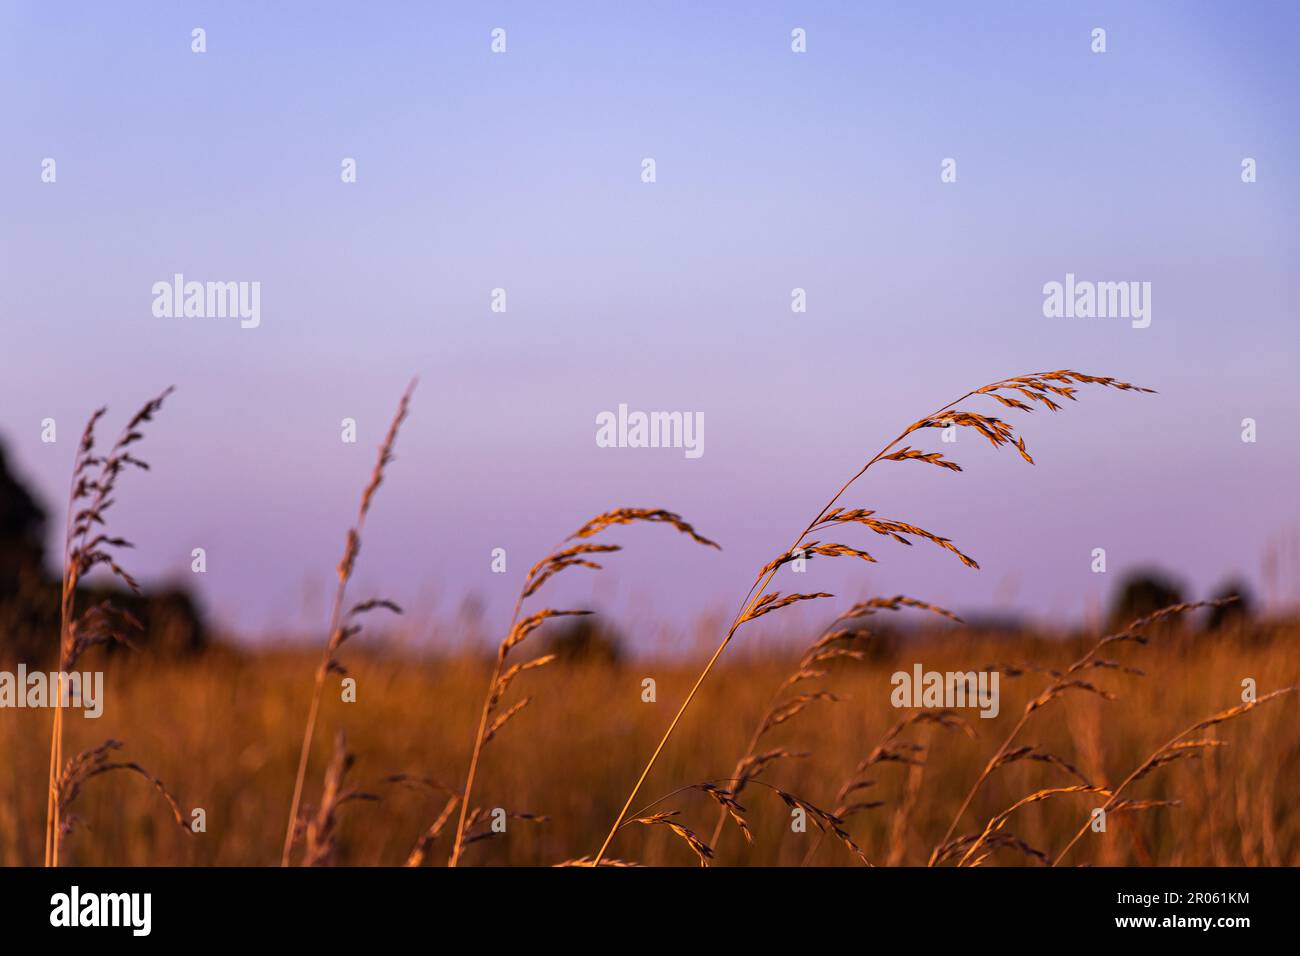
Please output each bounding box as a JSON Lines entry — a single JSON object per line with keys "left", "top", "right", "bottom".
{"left": 1107, "top": 569, "right": 1186, "bottom": 632}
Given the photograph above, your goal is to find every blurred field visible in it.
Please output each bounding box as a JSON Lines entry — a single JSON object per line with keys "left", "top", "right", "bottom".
{"left": 2, "top": 617, "right": 1296, "bottom": 867}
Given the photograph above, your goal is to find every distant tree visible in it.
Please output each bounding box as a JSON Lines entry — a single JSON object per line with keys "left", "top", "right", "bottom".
{"left": 1207, "top": 578, "right": 1255, "bottom": 630}
{"left": 1108, "top": 569, "right": 1185, "bottom": 631}
{"left": 0, "top": 437, "right": 208, "bottom": 662}
{"left": 0, "top": 443, "right": 47, "bottom": 593}
{"left": 544, "top": 616, "right": 623, "bottom": 665}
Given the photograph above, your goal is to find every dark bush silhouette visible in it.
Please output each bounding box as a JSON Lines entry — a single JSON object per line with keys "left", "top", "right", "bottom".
{"left": 1208, "top": 578, "right": 1255, "bottom": 630}
{"left": 1108, "top": 569, "right": 1186, "bottom": 632}
{"left": 0, "top": 438, "right": 208, "bottom": 664}
{"left": 0, "top": 444, "right": 46, "bottom": 593}
{"left": 543, "top": 616, "right": 623, "bottom": 665}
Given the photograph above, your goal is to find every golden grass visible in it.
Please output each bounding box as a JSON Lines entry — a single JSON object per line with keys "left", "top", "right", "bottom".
{"left": 15, "top": 368, "right": 1296, "bottom": 869}
{"left": 46, "top": 387, "right": 181, "bottom": 867}
{"left": 281, "top": 379, "right": 415, "bottom": 866}
{"left": 594, "top": 370, "right": 1151, "bottom": 863}
{"left": 3, "top": 620, "right": 1296, "bottom": 866}
{"left": 447, "top": 508, "right": 716, "bottom": 866}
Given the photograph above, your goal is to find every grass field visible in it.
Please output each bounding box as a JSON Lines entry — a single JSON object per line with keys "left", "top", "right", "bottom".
{"left": 6, "top": 371, "right": 1295, "bottom": 867}
{"left": 2, "top": 616, "right": 1295, "bottom": 867}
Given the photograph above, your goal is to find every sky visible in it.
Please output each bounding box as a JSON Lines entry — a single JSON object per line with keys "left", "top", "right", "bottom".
{"left": 1, "top": 2, "right": 1298, "bottom": 648}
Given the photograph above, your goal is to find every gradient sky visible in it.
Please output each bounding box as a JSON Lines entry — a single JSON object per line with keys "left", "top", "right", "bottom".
{"left": 2, "top": 2, "right": 1298, "bottom": 647}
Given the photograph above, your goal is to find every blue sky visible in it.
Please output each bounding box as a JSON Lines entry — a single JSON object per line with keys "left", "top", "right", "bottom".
{"left": 1, "top": 2, "right": 1297, "bottom": 643}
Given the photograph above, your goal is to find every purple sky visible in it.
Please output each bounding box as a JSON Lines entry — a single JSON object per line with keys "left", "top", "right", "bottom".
{"left": 2, "top": 2, "right": 1298, "bottom": 646}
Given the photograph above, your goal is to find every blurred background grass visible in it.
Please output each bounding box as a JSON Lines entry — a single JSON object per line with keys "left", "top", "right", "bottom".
{"left": 2, "top": 615, "right": 1294, "bottom": 867}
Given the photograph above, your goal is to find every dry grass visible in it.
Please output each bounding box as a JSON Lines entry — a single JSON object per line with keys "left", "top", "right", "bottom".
{"left": 2, "top": 618, "right": 1296, "bottom": 866}
{"left": 594, "top": 370, "right": 1152, "bottom": 863}
{"left": 10, "top": 369, "right": 1297, "bottom": 869}
{"left": 45, "top": 387, "right": 185, "bottom": 866}
{"left": 447, "top": 508, "right": 716, "bottom": 866}
{"left": 280, "top": 379, "right": 415, "bottom": 865}
{"left": 931, "top": 599, "right": 1229, "bottom": 862}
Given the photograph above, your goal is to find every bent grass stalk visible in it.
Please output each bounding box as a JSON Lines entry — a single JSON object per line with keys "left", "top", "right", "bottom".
{"left": 448, "top": 508, "right": 717, "bottom": 866}
{"left": 594, "top": 371, "right": 1150, "bottom": 865}
{"left": 711, "top": 597, "right": 960, "bottom": 854}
